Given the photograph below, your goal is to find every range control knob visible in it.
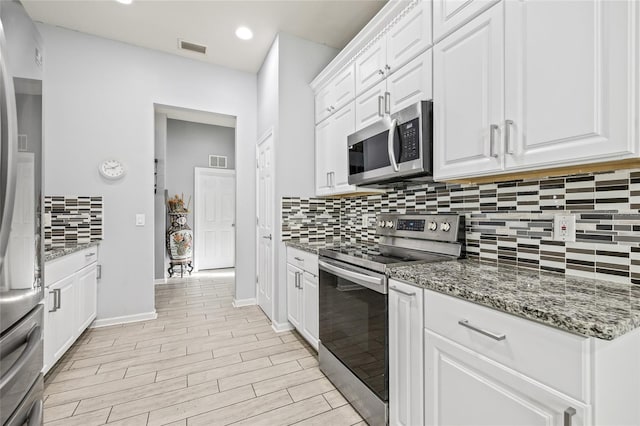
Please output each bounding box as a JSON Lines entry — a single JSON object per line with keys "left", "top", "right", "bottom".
{"left": 440, "top": 222, "right": 451, "bottom": 232}
{"left": 385, "top": 221, "right": 394, "bottom": 228}
{"left": 428, "top": 221, "right": 438, "bottom": 231}
{"left": 378, "top": 221, "right": 385, "bottom": 228}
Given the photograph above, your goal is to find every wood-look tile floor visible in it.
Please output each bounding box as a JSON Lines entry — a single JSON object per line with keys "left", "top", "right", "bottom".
{"left": 43, "top": 270, "right": 364, "bottom": 426}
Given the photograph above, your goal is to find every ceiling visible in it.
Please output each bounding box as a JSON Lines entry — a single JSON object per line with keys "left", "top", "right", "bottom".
{"left": 22, "top": 0, "right": 387, "bottom": 73}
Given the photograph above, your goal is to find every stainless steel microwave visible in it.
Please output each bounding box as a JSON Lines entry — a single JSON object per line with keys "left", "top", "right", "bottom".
{"left": 347, "top": 100, "right": 433, "bottom": 187}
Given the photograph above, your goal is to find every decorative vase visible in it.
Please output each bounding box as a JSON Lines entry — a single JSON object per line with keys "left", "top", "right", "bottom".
{"left": 166, "top": 212, "right": 193, "bottom": 277}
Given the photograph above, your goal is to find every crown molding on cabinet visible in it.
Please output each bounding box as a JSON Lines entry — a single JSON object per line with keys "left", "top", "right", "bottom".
{"left": 310, "top": 0, "right": 420, "bottom": 91}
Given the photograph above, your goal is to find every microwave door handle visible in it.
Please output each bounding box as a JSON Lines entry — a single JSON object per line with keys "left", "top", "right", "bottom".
{"left": 0, "top": 29, "right": 19, "bottom": 268}
{"left": 387, "top": 118, "right": 399, "bottom": 172}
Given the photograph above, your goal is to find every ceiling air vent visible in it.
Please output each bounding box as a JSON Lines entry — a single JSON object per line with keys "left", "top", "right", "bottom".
{"left": 178, "top": 39, "right": 207, "bottom": 55}
{"left": 209, "top": 155, "right": 228, "bottom": 169}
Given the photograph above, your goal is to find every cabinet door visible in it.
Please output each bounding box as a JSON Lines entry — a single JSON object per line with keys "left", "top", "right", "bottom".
{"left": 389, "top": 281, "right": 424, "bottom": 426}
{"left": 300, "top": 271, "right": 319, "bottom": 351}
{"left": 425, "top": 329, "right": 589, "bottom": 426}
{"left": 387, "top": 49, "right": 433, "bottom": 114}
{"left": 504, "top": 0, "right": 638, "bottom": 170}
{"left": 387, "top": 0, "right": 432, "bottom": 71}
{"left": 355, "top": 80, "right": 386, "bottom": 132}
{"left": 355, "top": 37, "right": 387, "bottom": 95}
{"left": 329, "top": 103, "right": 356, "bottom": 192}
{"left": 433, "top": 3, "right": 504, "bottom": 180}
{"left": 315, "top": 84, "right": 333, "bottom": 124}
{"left": 315, "top": 118, "right": 333, "bottom": 196}
{"left": 331, "top": 64, "right": 356, "bottom": 112}
{"left": 46, "top": 276, "right": 76, "bottom": 365}
{"left": 76, "top": 264, "right": 97, "bottom": 333}
{"left": 286, "top": 264, "right": 302, "bottom": 328}
{"left": 433, "top": 0, "right": 500, "bottom": 42}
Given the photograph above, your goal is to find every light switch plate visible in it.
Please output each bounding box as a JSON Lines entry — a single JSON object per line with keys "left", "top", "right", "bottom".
{"left": 553, "top": 214, "right": 576, "bottom": 242}
{"left": 136, "top": 214, "right": 145, "bottom": 226}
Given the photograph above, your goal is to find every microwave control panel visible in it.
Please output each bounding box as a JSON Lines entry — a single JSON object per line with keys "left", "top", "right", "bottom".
{"left": 398, "top": 118, "right": 420, "bottom": 162}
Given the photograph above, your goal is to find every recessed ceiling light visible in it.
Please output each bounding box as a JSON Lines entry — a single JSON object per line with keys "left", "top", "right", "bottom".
{"left": 235, "top": 26, "right": 253, "bottom": 41}
{"left": 115, "top": 0, "right": 133, "bottom": 4}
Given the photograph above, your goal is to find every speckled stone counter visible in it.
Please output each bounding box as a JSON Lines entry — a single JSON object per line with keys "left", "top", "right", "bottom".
{"left": 285, "top": 240, "right": 340, "bottom": 255}
{"left": 45, "top": 241, "right": 100, "bottom": 262}
{"left": 388, "top": 259, "right": 640, "bottom": 340}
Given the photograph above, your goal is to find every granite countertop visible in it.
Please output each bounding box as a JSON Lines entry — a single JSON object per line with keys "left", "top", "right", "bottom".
{"left": 388, "top": 259, "right": 640, "bottom": 340}
{"left": 285, "top": 240, "right": 340, "bottom": 255}
{"left": 45, "top": 241, "right": 100, "bottom": 262}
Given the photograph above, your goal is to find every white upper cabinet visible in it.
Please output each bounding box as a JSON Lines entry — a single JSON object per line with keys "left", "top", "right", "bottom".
{"left": 315, "top": 64, "right": 356, "bottom": 124}
{"left": 315, "top": 118, "right": 334, "bottom": 196}
{"left": 503, "top": 0, "right": 639, "bottom": 171}
{"left": 356, "top": 1, "right": 432, "bottom": 95}
{"left": 434, "top": 0, "right": 639, "bottom": 180}
{"left": 434, "top": 3, "right": 505, "bottom": 179}
{"left": 433, "top": 0, "right": 500, "bottom": 42}
{"left": 356, "top": 49, "right": 433, "bottom": 133}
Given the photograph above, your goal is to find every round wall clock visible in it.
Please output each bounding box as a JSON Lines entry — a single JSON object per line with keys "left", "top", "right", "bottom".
{"left": 98, "top": 159, "right": 126, "bottom": 180}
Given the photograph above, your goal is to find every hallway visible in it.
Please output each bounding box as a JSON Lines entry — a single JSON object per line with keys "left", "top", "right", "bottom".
{"left": 42, "top": 270, "right": 363, "bottom": 425}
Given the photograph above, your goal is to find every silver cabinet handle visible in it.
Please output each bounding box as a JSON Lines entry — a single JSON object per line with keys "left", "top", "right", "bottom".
{"left": 378, "top": 69, "right": 384, "bottom": 76}
{"left": 378, "top": 95, "right": 384, "bottom": 117}
{"left": 294, "top": 272, "right": 298, "bottom": 289}
{"left": 458, "top": 319, "right": 506, "bottom": 341}
{"left": 294, "top": 257, "right": 304, "bottom": 262}
{"left": 489, "top": 124, "right": 500, "bottom": 158}
{"left": 48, "top": 290, "right": 58, "bottom": 312}
{"left": 262, "top": 235, "right": 272, "bottom": 241}
{"left": 385, "top": 64, "right": 391, "bottom": 72}
{"left": 564, "top": 407, "right": 577, "bottom": 426}
{"left": 85, "top": 252, "right": 96, "bottom": 257}
{"left": 387, "top": 118, "right": 399, "bottom": 172}
{"left": 505, "top": 119, "right": 514, "bottom": 154}
{"left": 298, "top": 273, "right": 303, "bottom": 290}
{"left": 330, "top": 106, "right": 336, "bottom": 111}
{"left": 55, "top": 288, "right": 61, "bottom": 309}
{"left": 326, "top": 172, "right": 330, "bottom": 188}
{"left": 384, "top": 91, "right": 391, "bottom": 114}
{"left": 390, "top": 286, "right": 416, "bottom": 297}
{"left": 326, "top": 107, "right": 331, "bottom": 112}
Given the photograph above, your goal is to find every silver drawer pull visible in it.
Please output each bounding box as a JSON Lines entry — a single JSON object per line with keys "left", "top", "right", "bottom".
{"left": 85, "top": 252, "right": 96, "bottom": 257}
{"left": 458, "top": 319, "right": 506, "bottom": 341}
{"left": 564, "top": 407, "right": 577, "bottom": 426}
{"left": 294, "top": 257, "right": 304, "bottom": 262}
{"left": 390, "top": 286, "right": 416, "bottom": 297}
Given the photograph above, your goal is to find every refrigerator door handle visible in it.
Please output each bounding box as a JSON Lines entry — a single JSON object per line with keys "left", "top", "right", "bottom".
{"left": 0, "top": 25, "right": 19, "bottom": 268}
{"left": 0, "top": 325, "right": 41, "bottom": 389}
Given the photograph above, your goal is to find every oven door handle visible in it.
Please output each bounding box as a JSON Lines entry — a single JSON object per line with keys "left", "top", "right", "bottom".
{"left": 319, "top": 260, "right": 387, "bottom": 294}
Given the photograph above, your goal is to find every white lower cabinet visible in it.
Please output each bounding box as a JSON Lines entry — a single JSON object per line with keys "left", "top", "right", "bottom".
{"left": 286, "top": 247, "right": 319, "bottom": 350}
{"left": 44, "top": 247, "right": 99, "bottom": 374}
{"left": 425, "top": 329, "right": 588, "bottom": 426}
{"left": 388, "top": 280, "right": 424, "bottom": 426}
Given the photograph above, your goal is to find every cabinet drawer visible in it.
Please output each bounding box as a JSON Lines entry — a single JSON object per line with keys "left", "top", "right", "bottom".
{"left": 424, "top": 290, "right": 589, "bottom": 402}
{"left": 46, "top": 247, "right": 99, "bottom": 286}
{"left": 286, "top": 247, "right": 318, "bottom": 275}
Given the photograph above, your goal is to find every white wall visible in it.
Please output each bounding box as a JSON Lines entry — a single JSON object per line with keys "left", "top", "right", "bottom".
{"left": 153, "top": 113, "right": 167, "bottom": 280}
{"left": 41, "top": 24, "right": 257, "bottom": 321}
{"left": 257, "top": 33, "right": 337, "bottom": 326}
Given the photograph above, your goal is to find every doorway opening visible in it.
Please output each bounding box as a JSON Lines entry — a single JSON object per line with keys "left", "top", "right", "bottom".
{"left": 153, "top": 104, "right": 237, "bottom": 285}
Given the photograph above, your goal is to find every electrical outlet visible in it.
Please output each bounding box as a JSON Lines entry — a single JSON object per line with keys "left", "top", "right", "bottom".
{"left": 136, "top": 214, "right": 145, "bottom": 226}
{"left": 553, "top": 214, "right": 576, "bottom": 242}
{"left": 43, "top": 213, "right": 51, "bottom": 227}
{"left": 362, "top": 214, "right": 369, "bottom": 227}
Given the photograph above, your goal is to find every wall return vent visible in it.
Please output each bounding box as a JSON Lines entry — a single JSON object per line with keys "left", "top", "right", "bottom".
{"left": 209, "top": 155, "right": 228, "bottom": 169}
{"left": 178, "top": 39, "right": 207, "bottom": 55}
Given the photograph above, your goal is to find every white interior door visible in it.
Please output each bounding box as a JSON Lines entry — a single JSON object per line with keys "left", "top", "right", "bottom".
{"left": 194, "top": 168, "right": 235, "bottom": 270}
{"left": 257, "top": 130, "right": 274, "bottom": 320}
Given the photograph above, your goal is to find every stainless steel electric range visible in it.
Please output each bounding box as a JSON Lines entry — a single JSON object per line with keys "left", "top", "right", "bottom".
{"left": 318, "top": 213, "right": 465, "bottom": 426}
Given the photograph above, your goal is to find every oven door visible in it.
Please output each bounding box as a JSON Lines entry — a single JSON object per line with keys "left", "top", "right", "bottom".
{"left": 347, "top": 100, "right": 432, "bottom": 186}
{"left": 318, "top": 258, "right": 388, "bottom": 402}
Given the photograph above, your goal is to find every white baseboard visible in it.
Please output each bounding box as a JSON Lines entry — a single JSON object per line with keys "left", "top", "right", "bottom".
{"left": 154, "top": 278, "right": 167, "bottom": 285}
{"left": 90, "top": 311, "right": 158, "bottom": 328}
{"left": 271, "top": 320, "right": 294, "bottom": 333}
{"left": 232, "top": 298, "right": 257, "bottom": 308}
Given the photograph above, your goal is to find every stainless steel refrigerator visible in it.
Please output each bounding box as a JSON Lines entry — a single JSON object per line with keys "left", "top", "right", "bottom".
{"left": 0, "top": 1, "right": 44, "bottom": 424}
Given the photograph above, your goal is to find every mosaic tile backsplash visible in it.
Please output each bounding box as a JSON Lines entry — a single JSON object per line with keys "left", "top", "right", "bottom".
{"left": 44, "top": 196, "right": 103, "bottom": 249}
{"left": 282, "top": 168, "right": 640, "bottom": 286}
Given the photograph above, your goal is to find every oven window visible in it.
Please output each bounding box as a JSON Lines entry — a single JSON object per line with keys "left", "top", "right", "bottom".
{"left": 319, "top": 268, "right": 388, "bottom": 401}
